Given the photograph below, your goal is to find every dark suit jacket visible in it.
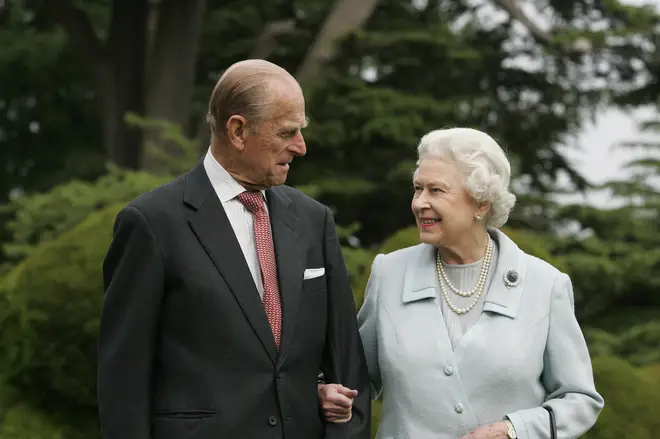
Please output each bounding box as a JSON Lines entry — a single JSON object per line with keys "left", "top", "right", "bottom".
{"left": 98, "top": 162, "right": 371, "bottom": 439}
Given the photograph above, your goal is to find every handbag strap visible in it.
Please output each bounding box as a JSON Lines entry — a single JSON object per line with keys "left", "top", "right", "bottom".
{"left": 544, "top": 406, "right": 558, "bottom": 439}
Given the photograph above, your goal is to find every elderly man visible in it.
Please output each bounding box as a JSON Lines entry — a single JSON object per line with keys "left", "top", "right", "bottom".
{"left": 98, "top": 59, "right": 371, "bottom": 439}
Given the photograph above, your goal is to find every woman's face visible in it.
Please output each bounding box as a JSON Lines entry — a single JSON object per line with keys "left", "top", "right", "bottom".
{"left": 411, "top": 157, "right": 481, "bottom": 248}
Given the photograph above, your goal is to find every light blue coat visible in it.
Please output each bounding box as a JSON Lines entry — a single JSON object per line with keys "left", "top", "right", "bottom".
{"left": 359, "top": 229, "right": 604, "bottom": 439}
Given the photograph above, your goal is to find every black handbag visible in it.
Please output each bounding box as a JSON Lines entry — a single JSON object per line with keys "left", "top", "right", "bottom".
{"left": 544, "top": 406, "right": 558, "bottom": 439}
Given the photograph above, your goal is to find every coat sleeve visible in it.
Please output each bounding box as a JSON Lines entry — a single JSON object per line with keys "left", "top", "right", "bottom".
{"left": 320, "top": 206, "right": 372, "bottom": 439}
{"left": 505, "top": 273, "right": 604, "bottom": 439}
{"left": 357, "top": 254, "right": 383, "bottom": 398}
{"left": 98, "top": 206, "right": 165, "bottom": 439}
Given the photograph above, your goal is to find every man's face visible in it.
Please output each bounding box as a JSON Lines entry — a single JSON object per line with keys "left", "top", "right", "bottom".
{"left": 238, "top": 85, "right": 307, "bottom": 189}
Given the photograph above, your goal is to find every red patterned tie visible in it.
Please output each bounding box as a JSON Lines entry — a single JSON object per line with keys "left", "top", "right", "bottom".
{"left": 237, "top": 191, "right": 282, "bottom": 349}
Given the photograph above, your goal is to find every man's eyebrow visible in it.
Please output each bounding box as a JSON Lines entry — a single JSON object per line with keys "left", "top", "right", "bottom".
{"left": 283, "top": 117, "right": 309, "bottom": 130}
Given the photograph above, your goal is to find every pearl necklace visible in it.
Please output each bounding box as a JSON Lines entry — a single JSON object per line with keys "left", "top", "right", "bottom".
{"left": 436, "top": 237, "right": 493, "bottom": 315}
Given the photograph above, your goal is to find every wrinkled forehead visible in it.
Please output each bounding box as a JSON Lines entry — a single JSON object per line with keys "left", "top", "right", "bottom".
{"left": 269, "top": 93, "right": 308, "bottom": 129}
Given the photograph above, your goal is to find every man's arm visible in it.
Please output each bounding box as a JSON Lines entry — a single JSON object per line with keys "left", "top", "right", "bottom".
{"left": 98, "top": 206, "right": 165, "bottom": 439}
{"left": 320, "top": 206, "right": 371, "bottom": 439}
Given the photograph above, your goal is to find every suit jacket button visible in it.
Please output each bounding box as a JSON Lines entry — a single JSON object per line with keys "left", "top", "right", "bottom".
{"left": 455, "top": 403, "right": 464, "bottom": 413}
{"left": 268, "top": 416, "right": 278, "bottom": 426}
{"left": 444, "top": 366, "right": 453, "bottom": 376}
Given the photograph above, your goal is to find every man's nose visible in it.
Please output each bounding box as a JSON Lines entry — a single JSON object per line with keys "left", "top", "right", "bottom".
{"left": 290, "top": 132, "right": 306, "bottom": 156}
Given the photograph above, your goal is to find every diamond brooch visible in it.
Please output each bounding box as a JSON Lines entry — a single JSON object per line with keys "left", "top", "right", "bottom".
{"left": 504, "top": 269, "right": 521, "bottom": 288}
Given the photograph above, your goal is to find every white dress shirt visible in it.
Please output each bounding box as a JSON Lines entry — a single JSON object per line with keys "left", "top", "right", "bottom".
{"left": 203, "top": 149, "right": 268, "bottom": 300}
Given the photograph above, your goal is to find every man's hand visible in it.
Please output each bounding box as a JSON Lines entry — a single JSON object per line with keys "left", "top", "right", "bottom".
{"left": 317, "top": 383, "right": 358, "bottom": 423}
{"left": 461, "top": 421, "right": 510, "bottom": 439}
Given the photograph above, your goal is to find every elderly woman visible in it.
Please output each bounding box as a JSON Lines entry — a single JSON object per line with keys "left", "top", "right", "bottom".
{"left": 318, "top": 128, "right": 603, "bottom": 439}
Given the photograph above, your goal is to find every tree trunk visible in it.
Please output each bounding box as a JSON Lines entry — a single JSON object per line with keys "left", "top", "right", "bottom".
{"left": 104, "top": 0, "right": 149, "bottom": 169}
{"left": 295, "top": 0, "right": 380, "bottom": 84}
{"left": 44, "top": 0, "right": 148, "bottom": 170}
{"left": 44, "top": 0, "right": 205, "bottom": 172}
{"left": 141, "top": 0, "right": 208, "bottom": 173}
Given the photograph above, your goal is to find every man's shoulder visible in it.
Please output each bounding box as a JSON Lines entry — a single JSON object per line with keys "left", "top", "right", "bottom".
{"left": 123, "top": 172, "right": 188, "bottom": 216}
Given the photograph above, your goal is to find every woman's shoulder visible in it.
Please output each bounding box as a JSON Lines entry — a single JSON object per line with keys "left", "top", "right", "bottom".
{"left": 522, "top": 252, "right": 566, "bottom": 283}
{"left": 374, "top": 243, "right": 428, "bottom": 269}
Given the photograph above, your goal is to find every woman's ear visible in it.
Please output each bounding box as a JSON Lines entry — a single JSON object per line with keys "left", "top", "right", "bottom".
{"left": 475, "top": 202, "right": 491, "bottom": 221}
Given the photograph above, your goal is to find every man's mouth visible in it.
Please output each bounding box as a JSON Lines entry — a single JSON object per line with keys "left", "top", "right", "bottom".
{"left": 277, "top": 160, "right": 292, "bottom": 170}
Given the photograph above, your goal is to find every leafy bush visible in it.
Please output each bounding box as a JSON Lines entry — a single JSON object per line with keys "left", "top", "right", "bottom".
{"left": 0, "top": 204, "right": 121, "bottom": 408}
{"left": 585, "top": 322, "right": 660, "bottom": 367}
{"left": 583, "top": 356, "right": 660, "bottom": 439}
{"left": 2, "top": 168, "right": 168, "bottom": 260}
{"left": 377, "top": 226, "right": 419, "bottom": 256}
{"left": 0, "top": 403, "right": 98, "bottom": 439}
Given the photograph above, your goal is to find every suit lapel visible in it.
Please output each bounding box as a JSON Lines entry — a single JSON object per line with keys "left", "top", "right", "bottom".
{"left": 184, "top": 163, "right": 278, "bottom": 363}
{"left": 266, "top": 187, "right": 303, "bottom": 363}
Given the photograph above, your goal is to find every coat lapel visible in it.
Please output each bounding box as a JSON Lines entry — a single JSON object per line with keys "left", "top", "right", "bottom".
{"left": 402, "top": 243, "right": 438, "bottom": 304}
{"left": 265, "top": 187, "right": 303, "bottom": 364}
{"left": 482, "top": 228, "right": 527, "bottom": 319}
{"left": 184, "top": 163, "right": 278, "bottom": 363}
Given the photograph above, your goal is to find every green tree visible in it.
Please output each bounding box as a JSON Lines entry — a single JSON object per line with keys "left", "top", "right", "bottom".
{"left": 284, "top": 0, "right": 660, "bottom": 246}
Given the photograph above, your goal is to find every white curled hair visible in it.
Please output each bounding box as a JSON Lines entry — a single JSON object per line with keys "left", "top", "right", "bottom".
{"left": 415, "top": 127, "right": 517, "bottom": 228}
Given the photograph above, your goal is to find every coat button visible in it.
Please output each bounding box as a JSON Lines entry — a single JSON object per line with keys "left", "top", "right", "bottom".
{"left": 444, "top": 366, "right": 453, "bottom": 376}
{"left": 278, "top": 371, "right": 285, "bottom": 378}
{"left": 268, "top": 416, "right": 277, "bottom": 426}
{"left": 455, "top": 403, "right": 464, "bottom": 413}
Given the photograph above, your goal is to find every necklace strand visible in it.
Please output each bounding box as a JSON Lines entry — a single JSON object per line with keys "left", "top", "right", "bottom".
{"left": 436, "top": 237, "right": 493, "bottom": 315}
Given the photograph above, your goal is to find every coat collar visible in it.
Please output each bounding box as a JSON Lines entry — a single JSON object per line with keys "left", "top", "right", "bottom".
{"left": 402, "top": 228, "right": 527, "bottom": 318}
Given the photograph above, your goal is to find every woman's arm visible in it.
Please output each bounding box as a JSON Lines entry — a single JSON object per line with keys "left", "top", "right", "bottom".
{"left": 357, "top": 254, "right": 383, "bottom": 396}
{"left": 505, "top": 273, "right": 604, "bottom": 439}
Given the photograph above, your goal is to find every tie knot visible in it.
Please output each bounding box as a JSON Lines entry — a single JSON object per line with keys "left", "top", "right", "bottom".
{"left": 238, "top": 191, "right": 265, "bottom": 215}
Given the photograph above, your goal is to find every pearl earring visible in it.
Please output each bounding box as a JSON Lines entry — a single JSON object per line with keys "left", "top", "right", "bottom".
{"left": 475, "top": 215, "right": 482, "bottom": 221}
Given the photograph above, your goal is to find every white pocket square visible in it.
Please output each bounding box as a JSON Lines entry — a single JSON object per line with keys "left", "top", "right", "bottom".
{"left": 303, "top": 268, "right": 325, "bottom": 280}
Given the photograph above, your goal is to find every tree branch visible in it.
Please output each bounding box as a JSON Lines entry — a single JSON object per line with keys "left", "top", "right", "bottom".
{"left": 494, "top": 0, "right": 593, "bottom": 55}
{"left": 295, "top": 0, "right": 380, "bottom": 84}
{"left": 494, "top": 0, "right": 553, "bottom": 45}
{"left": 250, "top": 18, "right": 296, "bottom": 59}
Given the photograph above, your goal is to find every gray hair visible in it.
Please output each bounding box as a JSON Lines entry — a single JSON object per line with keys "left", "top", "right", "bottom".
{"left": 206, "top": 59, "right": 298, "bottom": 136}
{"left": 415, "top": 127, "right": 517, "bottom": 228}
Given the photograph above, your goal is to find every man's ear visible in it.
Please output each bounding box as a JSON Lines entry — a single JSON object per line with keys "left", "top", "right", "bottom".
{"left": 226, "top": 115, "right": 248, "bottom": 150}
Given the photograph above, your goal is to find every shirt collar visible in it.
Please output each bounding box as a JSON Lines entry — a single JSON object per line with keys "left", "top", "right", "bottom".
{"left": 203, "top": 148, "right": 267, "bottom": 204}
